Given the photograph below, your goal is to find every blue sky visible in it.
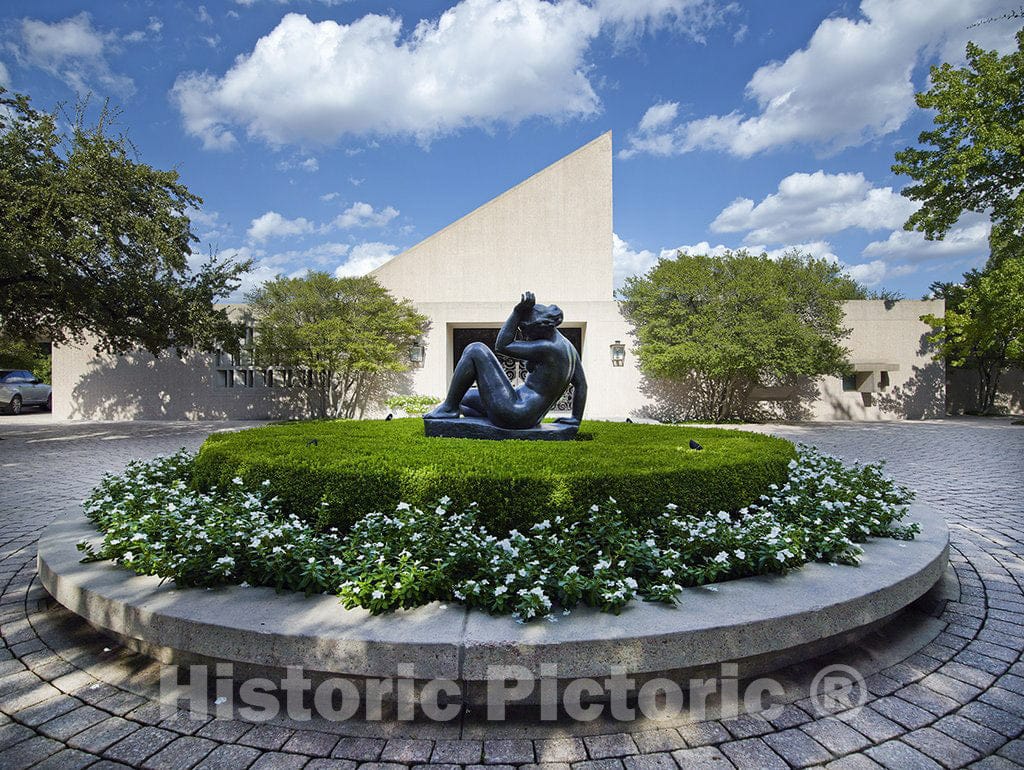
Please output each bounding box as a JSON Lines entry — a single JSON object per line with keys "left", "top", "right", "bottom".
{"left": 1, "top": 0, "right": 1020, "bottom": 300}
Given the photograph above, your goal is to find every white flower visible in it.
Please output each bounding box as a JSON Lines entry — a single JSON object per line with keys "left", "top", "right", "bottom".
{"left": 232, "top": 477, "right": 244, "bottom": 485}
{"left": 713, "top": 551, "right": 729, "bottom": 564}
{"left": 372, "top": 590, "right": 385, "bottom": 600}
{"left": 494, "top": 585, "right": 508, "bottom": 596}
{"left": 734, "top": 549, "right": 746, "bottom": 560}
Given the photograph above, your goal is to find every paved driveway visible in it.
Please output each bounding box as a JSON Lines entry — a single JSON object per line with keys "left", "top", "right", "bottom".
{"left": 1, "top": 416, "right": 1023, "bottom": 769}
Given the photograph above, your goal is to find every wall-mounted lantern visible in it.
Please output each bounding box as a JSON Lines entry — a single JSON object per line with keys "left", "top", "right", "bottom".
{"left": 610, "top": 340, "right": 626, "bottom": 367}
{"left": 409, "top": 342, "right": 425, "bottom": 368}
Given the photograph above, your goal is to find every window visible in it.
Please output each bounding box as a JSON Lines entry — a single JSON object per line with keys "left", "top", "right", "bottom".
{"left": 214, "top": 321, "right": 258, "bottom": 389}
{"left": 842, "top": 374, "right": 858, "bottom": 392}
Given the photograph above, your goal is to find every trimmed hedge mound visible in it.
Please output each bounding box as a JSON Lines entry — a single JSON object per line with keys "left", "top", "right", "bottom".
{"left": 193, "top": 419, "right": 796, "bottom": 533}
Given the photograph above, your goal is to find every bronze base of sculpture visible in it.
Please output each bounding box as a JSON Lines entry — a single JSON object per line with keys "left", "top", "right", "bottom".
{"left": 423, "top": 416, "right": 578, "bottom": 441}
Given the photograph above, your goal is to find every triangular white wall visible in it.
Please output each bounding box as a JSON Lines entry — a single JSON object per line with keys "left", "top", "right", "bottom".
{"left": 372, "top": 132, "right": 613, "bottom": 303}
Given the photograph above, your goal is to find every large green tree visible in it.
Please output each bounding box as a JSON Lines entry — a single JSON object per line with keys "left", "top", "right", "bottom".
{"left": 892, "top": 30, "right": 1024, "bottom": 250}
{"left": 620, "top": 250, "right": 863, "bottom": 422}
{"left": 0, "top": 89, "right": 248, "bottom": 355}
{"left": 246, "top": 272, "right": 428, "bottom": 418}
{"left": 922, "top": 257, "right": 1024, "bottom": 414}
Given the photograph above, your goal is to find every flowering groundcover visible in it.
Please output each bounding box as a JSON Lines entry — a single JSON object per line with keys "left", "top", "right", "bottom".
{"left": 79, "top": 444, "right": 918, "bottom": 622}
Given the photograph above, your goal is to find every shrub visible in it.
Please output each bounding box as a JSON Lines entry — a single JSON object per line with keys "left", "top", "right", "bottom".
{"left": 385, "top": 394, "right": 441, "bottom": 415}
{"left": 79, "top": 445, "right": 918, "bottom": 621}
{"left": 192, "top": 419, "right": 796, "bottom": 533}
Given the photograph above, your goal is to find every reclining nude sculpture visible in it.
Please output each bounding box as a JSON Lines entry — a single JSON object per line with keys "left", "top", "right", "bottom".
{"left": 423, "top": 292, "right": 587, "bottom": 440}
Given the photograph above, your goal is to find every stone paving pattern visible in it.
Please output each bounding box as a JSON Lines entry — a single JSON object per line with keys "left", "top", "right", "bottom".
{"left": 1, "top": 415, "right": 1023, "bottom": 769}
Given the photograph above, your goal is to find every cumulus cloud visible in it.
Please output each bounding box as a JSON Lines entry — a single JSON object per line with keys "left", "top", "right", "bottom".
{"left": 336, "top": 242, "right": 400, "bottom": 276}
{"left": 619, "top": 0, "right": 1017, "bottom": 159}
{"left": 18, "top": 12, "right": 133, "bottom": 95}
{"left": 710, "top": 171, "right": 917, "bottom": 244}
{"left": 247, "top": 211, "right": 315, "bottom": 242}
{"left": 172, "top": 0, "right": 729, "bottom": 150}
{"left": 172, "top": 4, "right": 601, "bottom": 149}
{"left": 862, "top": 218, "right": 991, "bottom": 261}
{"left": 612, "top": 233, "right": 660, "bottom": 287}
{"left": 332, "top": 202, "right": 399, "bottom": 229}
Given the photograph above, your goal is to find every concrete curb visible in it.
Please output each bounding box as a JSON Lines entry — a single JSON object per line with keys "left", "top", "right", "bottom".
{"left": 38, "top": 502, "right": 948, "bottom": 695}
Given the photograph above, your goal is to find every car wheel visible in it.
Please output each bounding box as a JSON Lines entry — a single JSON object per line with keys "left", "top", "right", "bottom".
{"left": 9, "top": 395, "right": 22, "bottom": 415}
{"left": 44, "top": 394, "right": 52, "bottom": 412}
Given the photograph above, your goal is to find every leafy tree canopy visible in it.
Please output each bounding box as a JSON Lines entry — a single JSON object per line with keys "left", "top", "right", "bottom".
{"left": 619, "top": 250, "right": 864, "bottom": 422}
{"left": 0, "top": 89, "right": 249, "bottom": 356}
{"left": 922, "top": 256, "right": 1024, "bottom": 413}
{"left": 246, "top": 272, "right": 429, "bottom": 418}
{"left": 893, "top": 30, "right": 1024, "bottom": 248}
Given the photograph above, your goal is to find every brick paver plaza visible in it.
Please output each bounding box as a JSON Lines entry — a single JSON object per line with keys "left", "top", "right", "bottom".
{"left": 1, "top": 416, "right": 1023, "bottom": 769}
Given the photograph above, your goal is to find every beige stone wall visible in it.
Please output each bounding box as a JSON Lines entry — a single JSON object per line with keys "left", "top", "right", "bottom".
{"left": 809, "top": 299, "right": 946, "bottom": 420}
{"left": 371, "top": 133, "right": 613, "bottom": 304}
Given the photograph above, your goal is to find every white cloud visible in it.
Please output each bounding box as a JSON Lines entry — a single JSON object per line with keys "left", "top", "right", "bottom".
{"left": 18, "top": 12, "right": 133, "bottom": 96}
{"left": 173, "top": 0, "right": 729, "bottom": 150}
{"left": 613, "top": 233, "right": 660, "bottom": 287}
{"left": 188, "top": 207, "right": 231, "bottom": 243}
{"left": 335, "top": 242, "right": 400, "bottom": 276}
{"left": 235, "top": 0, "right": 352, "bottom": 5}
{"left": 332, "top": 202, "right": 399, "bottom": 229}
{"left": 172, "top": 3, "right": 601, "bottom": 149}
{"left": 594, "top": 0, "right": 733, "bottom": 45}
{"left": 247, "top": 211, "right": 315, "bottom": 242}
{"left": 276, "top": 155, "right": 319, "bottom": 173}
{"left": 638, "top": 101, "right": 679, "bottom": 133}
{"left": 862, "top": 219, "right": 990, "bottom": 261}
{"left": 197, "top": 6, "right": 213, "bottom": 25}
{"left": 710, "top": 171, "right": 917, "bottom": 244}
{"left": 672, "top": 241, "right": 737, "bottom": 258}
{"left": 125, "top": 16, "right": 163, "bottom": 43}
{"left": 0, "top": 61, "right": 9, "bottom": 87}
{"left": 320, "top": 192, "right": 339, "bottom": 202}
{"left": 619, "top": 0, "right": 1016, "bottom": 159}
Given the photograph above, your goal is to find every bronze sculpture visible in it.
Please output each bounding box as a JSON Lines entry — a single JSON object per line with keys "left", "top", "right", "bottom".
{"left": 424, "top": 292, "right": 586, "bottom": 439}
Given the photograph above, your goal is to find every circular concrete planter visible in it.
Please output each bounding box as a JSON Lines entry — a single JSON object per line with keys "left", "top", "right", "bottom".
{"left": 38, "top": 503, "right": 948, "bottom": 703}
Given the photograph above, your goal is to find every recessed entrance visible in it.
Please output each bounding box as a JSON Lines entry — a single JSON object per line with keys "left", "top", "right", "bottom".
{"left": 451, "top": 327, "right": 583, "bottom": 412}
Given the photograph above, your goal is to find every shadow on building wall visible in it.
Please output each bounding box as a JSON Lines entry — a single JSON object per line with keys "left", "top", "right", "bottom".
{"left": 68, "top": 351, "right": 418, "bottom": 421}
{"left": 946, "top": 365, "right": 1024, "bottom": 416}
{"left": 69, "top": 352, "right": 307, "bottom": 421}
{"left": 633, "top": 374, "right": 820, "bottom": 423}
{"left": 871, "top": 333, "right": 947, "bottom": 419}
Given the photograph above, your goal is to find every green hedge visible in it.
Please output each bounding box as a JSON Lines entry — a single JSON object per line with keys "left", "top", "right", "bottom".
{"left": 193, "top": 419, "right": 796, "bottom": 533}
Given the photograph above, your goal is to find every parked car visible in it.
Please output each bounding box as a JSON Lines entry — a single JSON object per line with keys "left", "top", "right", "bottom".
{"left": 0, "top": 370, "right": 52, "bottom": 414}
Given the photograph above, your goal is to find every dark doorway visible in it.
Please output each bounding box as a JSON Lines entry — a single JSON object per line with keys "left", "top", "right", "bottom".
{"left": 451, "top": 327, "right": 582, "bottom": 412}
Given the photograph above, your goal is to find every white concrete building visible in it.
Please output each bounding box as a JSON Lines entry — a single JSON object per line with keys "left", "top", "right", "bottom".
{"left": 52, "top": 133, "right": 945, "bottom": 422}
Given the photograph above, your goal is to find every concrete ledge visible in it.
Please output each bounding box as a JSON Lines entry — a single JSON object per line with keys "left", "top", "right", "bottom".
{"left": 38, "top": 502, "right": 948, "bottom": 699}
